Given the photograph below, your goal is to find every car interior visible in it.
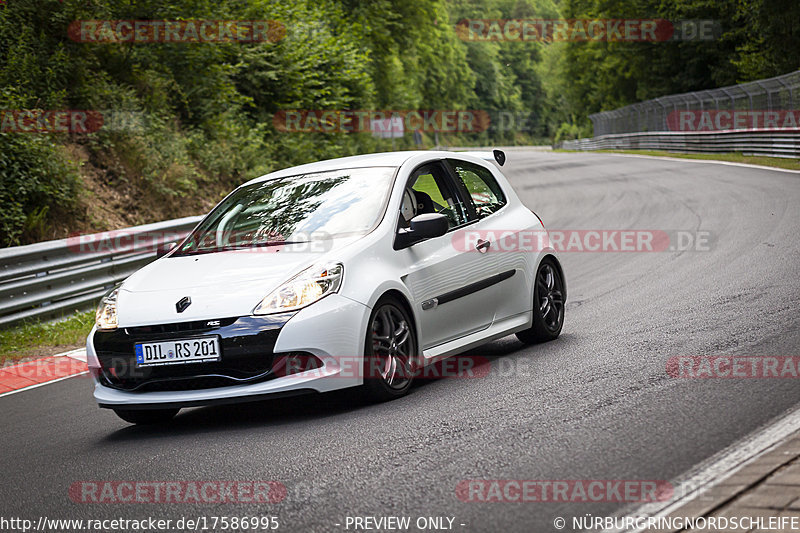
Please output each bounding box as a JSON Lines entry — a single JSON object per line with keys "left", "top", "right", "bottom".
{"left": 400, "top": 165, "right": 468, "bottom": 229}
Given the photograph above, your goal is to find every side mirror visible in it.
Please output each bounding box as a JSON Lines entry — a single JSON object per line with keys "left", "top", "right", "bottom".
{"left": 156, "top": 241, "right": 177, "bottom": 258}
{"left": 394, "top": 213, "right": 449, "bottom": 250}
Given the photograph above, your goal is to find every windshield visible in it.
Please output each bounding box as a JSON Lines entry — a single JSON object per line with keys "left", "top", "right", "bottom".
{"left": 175, "top": 167, "right": 396, "bottom": 255}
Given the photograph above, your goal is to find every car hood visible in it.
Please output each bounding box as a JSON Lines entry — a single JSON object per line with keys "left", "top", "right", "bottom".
{"left": 117, "top": 239, "right": 355, "bottom": 326}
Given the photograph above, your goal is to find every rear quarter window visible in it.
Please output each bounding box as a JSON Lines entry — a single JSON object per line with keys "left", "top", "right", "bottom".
{"left": 448, "top": 160, "right": 507, "bottom": 219}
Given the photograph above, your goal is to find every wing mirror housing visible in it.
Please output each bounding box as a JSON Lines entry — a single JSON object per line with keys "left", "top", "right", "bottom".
{"left": 394, "top": 213, "right": 449, "bottom": 250}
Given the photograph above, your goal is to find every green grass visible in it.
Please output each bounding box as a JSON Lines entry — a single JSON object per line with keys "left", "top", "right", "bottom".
{"left": 556, "top": 149, "right": 800, "bottom": 171}
{"left": 0, "top": 311, "right": 94, "bottom": 365}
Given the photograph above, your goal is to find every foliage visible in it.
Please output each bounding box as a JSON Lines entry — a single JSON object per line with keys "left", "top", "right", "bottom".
{"left": 0, "top": 0, "right": 795, "bottom": 246}
{"left": 560, "top": 0, "right": 800, "bottom": 127}
{"left": 0, "top": 131, "right": 81, "bottom": 244}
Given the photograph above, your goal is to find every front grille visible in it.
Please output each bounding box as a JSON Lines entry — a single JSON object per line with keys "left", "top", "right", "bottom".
{"left": 125, "top": 317, "right": 238, "bottom": 335}
{"left": 93, "top": 314, "right": 296, "bottom": 392}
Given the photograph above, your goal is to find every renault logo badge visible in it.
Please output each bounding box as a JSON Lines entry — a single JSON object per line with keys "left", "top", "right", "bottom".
{"left": 176, "top": 296, "right": 191, "bottom": 313}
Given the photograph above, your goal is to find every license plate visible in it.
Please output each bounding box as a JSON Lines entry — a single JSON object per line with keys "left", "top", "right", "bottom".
{"left": 135, "top": 337, "right": 220, "bottom": 367}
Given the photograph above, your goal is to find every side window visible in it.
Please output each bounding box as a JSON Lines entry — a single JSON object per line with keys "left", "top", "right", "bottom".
{"left": 400, "top": 163, "right": 469, "bottom": 230}
{"left": 448, "top": 160, "right": 507, "bottom": 219}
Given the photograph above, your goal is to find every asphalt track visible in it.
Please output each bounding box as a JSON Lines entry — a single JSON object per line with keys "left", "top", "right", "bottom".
{"left": 1, "top": 150, "right": 799, "bottom": 532}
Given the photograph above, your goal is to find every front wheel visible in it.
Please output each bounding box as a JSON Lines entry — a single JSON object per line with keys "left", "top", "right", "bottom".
{"left": 362, "top": 297, "right": 418, "bottom": 401}
{"left": 113, "top": 408, "right": 180, "bottom": 425}
{"left": 516, "top": 258, "right": 565, "bottom": 344}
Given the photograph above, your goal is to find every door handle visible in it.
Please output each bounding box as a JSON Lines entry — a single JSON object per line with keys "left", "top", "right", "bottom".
{"left": 475, "top": 239, "right": 491, "bottom": 253}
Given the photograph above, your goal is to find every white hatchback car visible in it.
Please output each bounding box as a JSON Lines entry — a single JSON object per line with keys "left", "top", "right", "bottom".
{"left": 88, "top": 150, "right": 565, "bottom": 424}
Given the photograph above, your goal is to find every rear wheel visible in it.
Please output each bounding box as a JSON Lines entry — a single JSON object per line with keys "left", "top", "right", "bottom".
{"left": 113, "top": 408, "right": 179, "bottom": 425}
{"left": 516, "top": 258, "right": 565, "bottom": 344}
{"left": 362, "top": 297, "right": 418, "bottom": 401}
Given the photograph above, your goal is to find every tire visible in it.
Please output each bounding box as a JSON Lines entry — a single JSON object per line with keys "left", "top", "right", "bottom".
{"left": 113, "top": 408, "right": 180, "bottom": 425}
{"left": 362, "top": 297, "right": 418, "bottom": 402}
{"left": 516, "top": 258, "right": 565, "bottom": 344}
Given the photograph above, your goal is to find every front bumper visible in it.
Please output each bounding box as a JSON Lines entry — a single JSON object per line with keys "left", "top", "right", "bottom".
{"left": 89, "top": 294, "right": 370, "bottom": 409}
{"left": 93, "top": 314, "right": 295, "bottom": 392}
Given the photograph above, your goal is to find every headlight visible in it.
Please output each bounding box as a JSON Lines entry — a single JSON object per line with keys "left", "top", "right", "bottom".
{"left": 254, "top": 263, "right": 343, "bottom": 315}
{"left": 96, "top": 287, "right": 119, "bottom": 330}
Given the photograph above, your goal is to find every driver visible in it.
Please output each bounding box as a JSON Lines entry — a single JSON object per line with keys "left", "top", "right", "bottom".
{"left": 400, "top": 188, "right": 418, "bottom": 227}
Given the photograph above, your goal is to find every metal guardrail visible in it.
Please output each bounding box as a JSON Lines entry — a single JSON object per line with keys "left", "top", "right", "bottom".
{"left": 0, "top": 216, "right": 202, "bottom": 328}
{"left": 565, "top": 72, "right": 800, "bottom": 156}
{"left": 560, "top": 130, "right": 800, "bottom": 158}
{"left": 589, "top": 71, "right": 800, "bottom": 136}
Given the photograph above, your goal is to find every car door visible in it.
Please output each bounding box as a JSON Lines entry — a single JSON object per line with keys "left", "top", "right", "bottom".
{"left": 445, "top": 158, "right": 531, "bottom": 324}
{"left": 398, "top": 161, "right": 503, "bottom": 351}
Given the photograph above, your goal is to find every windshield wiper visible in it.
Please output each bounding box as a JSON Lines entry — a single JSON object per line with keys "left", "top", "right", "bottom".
{"left": 218, "top": 240, "right": 310, "bottom": 251}
{"left": 173, "top": 240, "right": 310, "bottom": 256}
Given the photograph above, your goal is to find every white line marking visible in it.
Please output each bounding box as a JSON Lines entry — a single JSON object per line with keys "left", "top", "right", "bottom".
{"left": 0, "top": 347, "right": 87, "bottom": 372}
{"left": 65, "top": 349, "right": 87, "bottom": 362}
{"left": 581, "top": 152, "right": 800, "bottom": 174}
{"left": 55, "top": 347, "right": 86, "bottom": 358}
{"left": 603, "top": 403, "right": 800, "bottom": 532}
{"left": 0, "top": 370, "right": 89, "bottom": 399}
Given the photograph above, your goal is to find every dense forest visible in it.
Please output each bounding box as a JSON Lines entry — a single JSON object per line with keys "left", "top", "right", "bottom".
{"left": 0, "top": 0, "right": 797, "bottom": 246}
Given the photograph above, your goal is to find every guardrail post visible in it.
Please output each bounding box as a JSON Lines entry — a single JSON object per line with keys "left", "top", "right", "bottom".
{"left": 0, "top": 215, "right": 203, "bottom": 329}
